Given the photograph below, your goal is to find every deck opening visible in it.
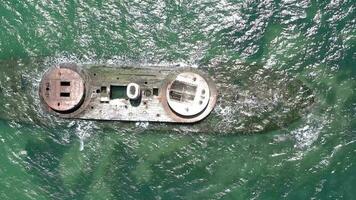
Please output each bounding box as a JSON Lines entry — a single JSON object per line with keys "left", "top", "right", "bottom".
{"left": 60, "top": 81, "right": 71, "bottom": 86}
{"left": 129, "top": 85, "right": 136, "bottom": 95}
{"left": 153, "top": 88, "right": 159, "bottom": 96}
{"left": 101, "top": 86, "right": 107, "bottom": 93}
{"left": 110, "top": 85, "right": 127, "bottom": 99}
{"left": 169, "top": 80, "right": 197, "bottom": 102}
{"left": 60, "top": 92, "right": 70, "bottom": 97}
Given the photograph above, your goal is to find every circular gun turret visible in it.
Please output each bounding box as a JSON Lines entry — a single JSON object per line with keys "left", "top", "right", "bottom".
{"left": 40, "top": 67, "right": 85, "bottom": 113}
{"left": 166, "top": 72, "right": 210, "bottom": 117}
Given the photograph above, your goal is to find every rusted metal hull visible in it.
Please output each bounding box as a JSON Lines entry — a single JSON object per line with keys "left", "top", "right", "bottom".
{"left": 39, "top": 63, "right": 218, "bottom": 123}
{"left": 0, "top": 59, "right": 315, "bottom": 133}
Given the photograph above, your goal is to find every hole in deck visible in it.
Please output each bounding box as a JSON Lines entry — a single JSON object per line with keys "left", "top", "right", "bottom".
{"left": 129, "top": 85, "right": 136, "bottom": 96}
{"left": 153, "top": 88, "right": 159, "bottom": 96}
{"left": 60, "top": 92, "right": 70, "bottom": 97}
{"left": 60, "top": 81, "right": 71, "bottom": 86}
{"left": 110, "top": 85, "right": 127, "bottom": 99}
{"left": 169, "top": 80, "right": 197, "bottom": 102}
{"left": 101, "top": 86, "right": 107, "bottom": 93}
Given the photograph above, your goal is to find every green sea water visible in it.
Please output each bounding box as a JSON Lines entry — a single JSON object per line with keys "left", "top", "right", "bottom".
{"left": 0, "top": 0, "right": 355, "bottom": 199}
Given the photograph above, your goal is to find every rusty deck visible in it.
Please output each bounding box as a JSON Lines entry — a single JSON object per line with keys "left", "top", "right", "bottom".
{"left": 39, "top": 63, "right": 218, "bottom": 123}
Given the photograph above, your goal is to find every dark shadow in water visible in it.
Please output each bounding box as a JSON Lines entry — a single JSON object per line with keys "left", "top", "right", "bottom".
{"left": 24, "top": 128, "right": 99, "bottom": 200}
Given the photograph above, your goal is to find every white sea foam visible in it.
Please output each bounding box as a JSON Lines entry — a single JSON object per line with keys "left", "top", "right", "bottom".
{"left": 292, "top": 113, "right": 326, "bottom": 149}
{"left": 74, "top": 120, "right": 96, "bottom": 151}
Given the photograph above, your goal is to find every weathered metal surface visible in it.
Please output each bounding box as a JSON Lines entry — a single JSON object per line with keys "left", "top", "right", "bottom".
{"left": 39, "top": 63, "right": 218, "bottom": 123}
{"left": 0, "top": 60, "right": 315, "bottom": 133}
{"left": 166, "top": 72, "right": 210, "bottom": 117}
{"left": 40, "top": 67, "right": 85, "bottom": 112}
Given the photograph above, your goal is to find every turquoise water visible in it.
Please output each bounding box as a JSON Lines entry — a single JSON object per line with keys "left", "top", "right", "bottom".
{"left": 0, "top": 0, "right": 355, "bottom": 199}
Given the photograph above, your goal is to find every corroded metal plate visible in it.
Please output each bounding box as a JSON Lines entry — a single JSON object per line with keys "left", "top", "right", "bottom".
{"left": 40, "top": 67, "right": 85, "bottom": 112}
